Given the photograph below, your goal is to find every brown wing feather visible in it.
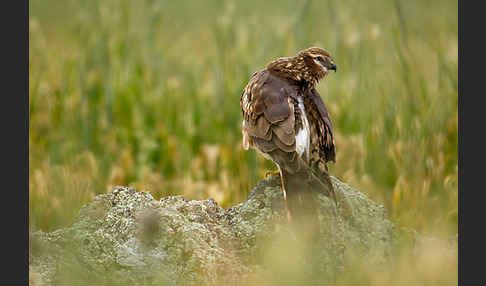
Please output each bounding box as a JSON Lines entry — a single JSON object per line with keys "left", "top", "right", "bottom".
{"left": 304, "top": 88, "right": 336, "bottom": 163}
{"left": 246, "top": 115, "right": 272, "bottom": 140}
{"left": 240, "top": 70, "right": 299, "bottom": 155}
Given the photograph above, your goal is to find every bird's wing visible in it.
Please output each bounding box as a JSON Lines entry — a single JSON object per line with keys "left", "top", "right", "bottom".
{"left": 304, "top": 88, "right": 336, "bottom": 163}
{"left": 240, "top": 70, "right": 298, "bottom": 153}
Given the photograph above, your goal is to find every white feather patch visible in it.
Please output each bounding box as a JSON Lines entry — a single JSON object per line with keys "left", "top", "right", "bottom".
{"left": 295, "top": 98, "right": 310, "bottom": 159}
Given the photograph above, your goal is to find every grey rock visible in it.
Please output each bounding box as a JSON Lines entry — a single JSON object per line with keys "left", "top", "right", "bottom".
{"left": 28, "top": 175, "right": 451, "bottom": 285}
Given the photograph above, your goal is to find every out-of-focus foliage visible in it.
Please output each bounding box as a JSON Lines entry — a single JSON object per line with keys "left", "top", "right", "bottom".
{"left": 29, "top": 0, "right": 457, "bottom": 240}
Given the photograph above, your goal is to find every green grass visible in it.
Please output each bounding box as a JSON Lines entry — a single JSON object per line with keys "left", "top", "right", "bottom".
{"left": 30, "top": 0, "right": 457, "bottom": 239}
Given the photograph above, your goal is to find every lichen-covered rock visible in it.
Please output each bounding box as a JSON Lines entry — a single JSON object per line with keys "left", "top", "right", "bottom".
{"left": 29, "top": 175, "right": 447, "bottom": 285}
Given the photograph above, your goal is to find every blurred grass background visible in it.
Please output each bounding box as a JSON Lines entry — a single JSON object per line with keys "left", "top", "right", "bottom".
{"left": 29, "top": 0, "right": 457, "bottom": 241}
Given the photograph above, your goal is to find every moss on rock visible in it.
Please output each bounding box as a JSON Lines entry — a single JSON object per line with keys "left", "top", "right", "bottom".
{"left": 29, "top": 175, "right": 452, "bottom": 285}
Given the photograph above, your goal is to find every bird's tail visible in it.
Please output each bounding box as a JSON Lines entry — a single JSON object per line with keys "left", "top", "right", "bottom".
{"left": 280, "top": 163, "right": 336, "bottom": 220}
{"left": 268, "top": 150, "right": 337, "bottom": 233}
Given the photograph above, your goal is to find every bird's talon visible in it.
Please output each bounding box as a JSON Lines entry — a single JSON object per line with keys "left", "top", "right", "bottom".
{"left": 265, "top": 170, "right": 280, "bottom": 178}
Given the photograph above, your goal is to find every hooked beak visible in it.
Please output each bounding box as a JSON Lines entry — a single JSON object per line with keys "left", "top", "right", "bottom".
{"left": 329, "top": 61, "right": 337, "bottom": 72}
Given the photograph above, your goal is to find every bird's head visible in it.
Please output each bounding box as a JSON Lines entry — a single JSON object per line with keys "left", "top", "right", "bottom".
{"left": 267, "top": 47, "right": 337, "bottom": 88}
{"left": 296, "top": 47, "right": 337, "bottom": 80}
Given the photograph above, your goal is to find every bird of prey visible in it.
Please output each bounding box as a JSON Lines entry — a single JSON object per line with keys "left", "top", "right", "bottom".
{"left": 240, "top": 47, "right": 338, "bottom": 220}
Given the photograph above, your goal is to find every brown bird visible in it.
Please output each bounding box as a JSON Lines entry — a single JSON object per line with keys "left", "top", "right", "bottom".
{"left": 240, "top": 47, "right": 338, "bottom": 221}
